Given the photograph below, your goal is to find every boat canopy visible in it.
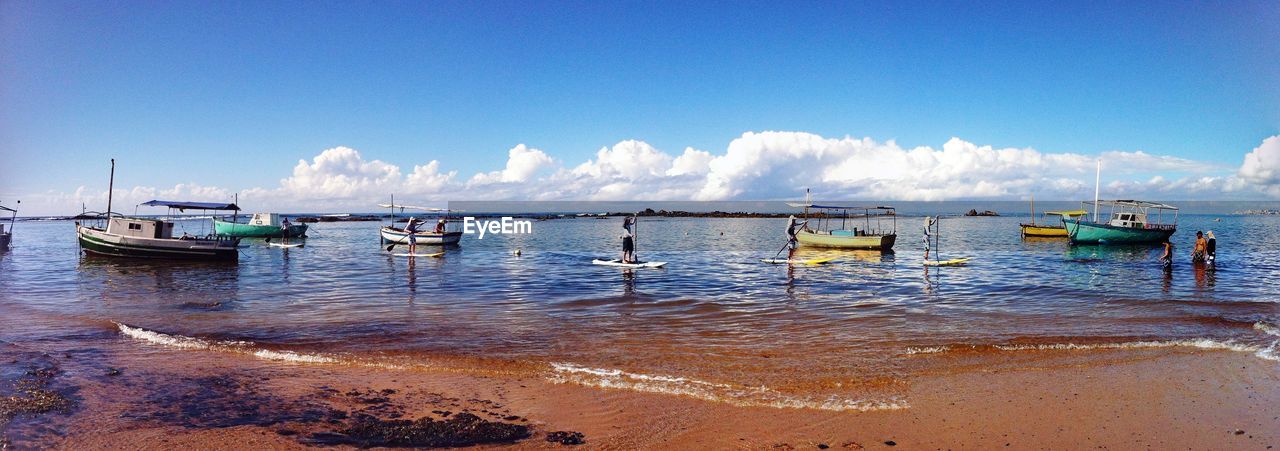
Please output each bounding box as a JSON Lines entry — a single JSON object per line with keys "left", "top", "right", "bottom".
{"left": 1044, "top": 209, "right": 1088, "bottom": 217}
{"left": 786, "top": 203, "right": 895, "bottom": 212}
{"left": 377, "top": 203, "right": 462, "bottom": 213}
{"left": 140, "top": 200, "right": 240, "bottom": 211}
{"left": 1082, "top": 200, "right": 1178, "bottom": 211}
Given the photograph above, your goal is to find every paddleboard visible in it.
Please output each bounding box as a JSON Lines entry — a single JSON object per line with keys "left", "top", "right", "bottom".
{"left": 393, "top": 252, "right": 445, "bottom": 258}
{"left": 760, "top": 256, "right": 838, "bottom": 265}
{"left": 592, "top": 259, "right": 666, "bottom": 268}
{"left": 268, "top": 243, "right": 303, "bottom": 248}
{"left": 924, "top": 257, "right": 971, "bottom": 267}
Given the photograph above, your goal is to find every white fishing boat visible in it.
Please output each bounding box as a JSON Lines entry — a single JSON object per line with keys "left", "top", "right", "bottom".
{"left": 0, "top": 200, "right": 17, "bottom": 250}
{"left": 75, "top": 160, "right": 240, "bottom": 261}
{"left": 377, "top": 196, "right": 463, "bottom": 246}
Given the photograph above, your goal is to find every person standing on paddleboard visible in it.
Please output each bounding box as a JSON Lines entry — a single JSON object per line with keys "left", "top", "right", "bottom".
{"left": 785, "top": 215, "right": 806, "bottom": 260}
{"left": 922, "top": 216, "right": 936, "bottom": 261}
{"left": 621, "top": 215, "right": 635, "bottom": 264}
{"left": 404, "top": 216, "right": 422, "bottom": 254}
{"left": 280, "top": 216, "right": 292, "bottom": 246}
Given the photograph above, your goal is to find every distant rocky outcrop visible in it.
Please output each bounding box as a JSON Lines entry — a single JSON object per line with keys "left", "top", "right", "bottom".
{"left": 964, "top": 209, "right": 999, "bottom": 217}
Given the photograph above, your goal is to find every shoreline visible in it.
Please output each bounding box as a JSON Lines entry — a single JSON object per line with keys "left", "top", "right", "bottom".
{"left": 5, "top": 331, "right": 1276, "bottom": 449}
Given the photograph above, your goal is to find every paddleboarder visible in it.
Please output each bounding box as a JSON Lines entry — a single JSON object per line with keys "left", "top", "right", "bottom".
{"left": 785, "top": 215, "right": 807, "bottom": 260}
{"left": 922, "top": 216, "right": 936, "bottom": 260}
{"left": 404, "top": 216, "right": 422, "bottom": 255}
{"left": 280, "top": 216, "right": 292, "bottom": 246}
{"left": 621, "top": 215, "right": 635, "bottom": 264}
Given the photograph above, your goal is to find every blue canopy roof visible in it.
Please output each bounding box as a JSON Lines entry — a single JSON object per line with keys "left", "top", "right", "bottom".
{"left": 140, "top": 200, "right": 240, "bottom": 211}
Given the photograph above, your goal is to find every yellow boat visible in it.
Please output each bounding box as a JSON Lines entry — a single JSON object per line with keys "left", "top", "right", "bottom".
{"left": 786, "top": 198, "right": 897, "bottom": 251}
{"left": 1013, "top": 198, "right": 1085, "bottom": 238}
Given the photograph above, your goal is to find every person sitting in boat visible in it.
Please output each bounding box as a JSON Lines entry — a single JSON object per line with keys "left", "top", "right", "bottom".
{"left": 1205, "top": 231, "right": 1216, "bottom": 267}
{"left": 621, "top": 215, "right": 636, "bottom": 263}
{"left": 1191, "top": 231, "right": 1207, "bottom": 263}
{"left": 1159, "top": 239, "right": 1174, "bottom": 269}
{"left": 404, "top": 216, "right": 422, "bottom": 254}
{"left": 434, "top": 218, "right": 446, "bottom": 234}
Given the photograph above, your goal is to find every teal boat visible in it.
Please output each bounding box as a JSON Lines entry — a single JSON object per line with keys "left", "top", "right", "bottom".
{"left": 1065, "top": 200, "right": 1177, "bottom": 244}
{"left": 213, "top": 213, "right": 308, "bottom": 238}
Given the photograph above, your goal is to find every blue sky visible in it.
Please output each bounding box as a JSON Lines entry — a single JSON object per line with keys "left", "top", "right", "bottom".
{"left": 2, "top": 1, "right": 1278, "bottom": 214}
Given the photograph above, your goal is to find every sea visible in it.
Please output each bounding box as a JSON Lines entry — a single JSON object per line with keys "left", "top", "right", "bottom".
{"left": 2, "top": 201, "right": 1278, "bottom": 415}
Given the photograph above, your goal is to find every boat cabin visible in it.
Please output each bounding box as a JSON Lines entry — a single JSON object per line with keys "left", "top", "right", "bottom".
{"left": 1107, "top": 212, "right": 1148, "bottom": 228}
{"left": 105, "top": 217, "right": 175, "bottom": 239}
{"left": 247, "top": 213, "right": 283, "bottom": 227}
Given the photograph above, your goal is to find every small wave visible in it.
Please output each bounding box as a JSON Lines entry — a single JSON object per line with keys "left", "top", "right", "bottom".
{"left": 903, "top": 346, "right": 948, "bottom": 355}
{"left": 905, "top": 337, "right": 1280, "bottom": 363}
{"left": 1255, "top": 321, "right": 1280, "bottom": 338}
{"left": 253, "top": 349, "right": 337, "bottom": 364}
{"left": 117, "top": 322, "right": 336, "bottom": 365}
{"left": 547, "top": 362, "right": 907, "bottom": 412}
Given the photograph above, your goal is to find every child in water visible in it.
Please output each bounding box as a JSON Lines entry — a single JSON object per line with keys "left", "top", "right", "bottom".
{"left": 1159, "top": 239, "right": 1174, "bottom": 270}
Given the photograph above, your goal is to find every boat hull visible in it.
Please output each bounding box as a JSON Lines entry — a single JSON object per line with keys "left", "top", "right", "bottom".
{"left": 77, "top": 225, "right": 239, "bottom": 260}
{"left": 1020, "top": 224, "right": 1068, "bottom": 237}
{"left": 213, "top": 219, "right": 308, "bottom": 238}
{"left": 379, "top": 226, "right": 462, "bottom": 245}
{"left": 1065, "top": 220, "right": 1175, "bottom": 244}
{"left": 0, "top": 233, "right": 9, "bottom": 250}
{"left": 795, "top": 230, "right": 896, "bottom": 250}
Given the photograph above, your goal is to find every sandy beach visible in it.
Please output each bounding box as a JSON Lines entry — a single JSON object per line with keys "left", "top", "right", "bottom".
{"left": 5, "top": 334, "right": 1275, "bottom": 449}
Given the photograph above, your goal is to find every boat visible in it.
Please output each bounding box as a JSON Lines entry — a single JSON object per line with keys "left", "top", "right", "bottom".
{"left": 1065, "top": 200, "right": 1178, "bottom": 244}
{"left": 0, "top": 201, "right": 16, "bottom": 250}
{"left": 377, "top": 196, "right": 462, "bottom": 246}
{"left": 77, "top": 200, "right": 242, "bottom": 260}
{"left": 1064, "top": 160, "right": 1178, "bottom": 245}
{"left": 785, "top": 196, "right": 897, "bottom": 250}
{"left": 214, "top": 213, "right": 308, "bottom": 238}
{"left": 75, "top": 160, "right": 240, "bottom": 261}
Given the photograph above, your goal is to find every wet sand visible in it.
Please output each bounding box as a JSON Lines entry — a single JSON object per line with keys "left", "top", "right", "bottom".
{"left": 5, "top": 339, "right": 1276, "bottom": 449}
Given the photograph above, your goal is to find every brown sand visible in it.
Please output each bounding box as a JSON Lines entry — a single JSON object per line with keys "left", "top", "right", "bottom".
{"left": 15, "top": 345, "right": 1280, "bottom": 450}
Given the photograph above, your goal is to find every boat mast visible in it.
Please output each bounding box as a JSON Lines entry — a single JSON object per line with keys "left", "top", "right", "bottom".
{"left": 1030, "top": 194, "right": 1035, "bottom": 226}
{"left": 106, "top": 158, "right": 115, "bottom": 218}
{"left": 1093, "top": 159, "right": 1100, "bottom": 222}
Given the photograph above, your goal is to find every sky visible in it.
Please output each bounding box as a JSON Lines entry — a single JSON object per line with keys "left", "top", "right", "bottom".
{"left": 1, "top": 1, "right": 1278, "bottom": 215}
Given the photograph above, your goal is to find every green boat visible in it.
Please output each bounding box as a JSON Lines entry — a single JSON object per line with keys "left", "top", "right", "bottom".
{"left": 213, "top": 213, "right": 308, "bottom": 238}
{"left": 1066, "top": 200, "right": 1177, "bottom": 244}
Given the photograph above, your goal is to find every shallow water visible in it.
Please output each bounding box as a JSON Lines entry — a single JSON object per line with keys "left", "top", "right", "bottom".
{"left": 2, "top": 203, "right": 1278, "bottom": 410}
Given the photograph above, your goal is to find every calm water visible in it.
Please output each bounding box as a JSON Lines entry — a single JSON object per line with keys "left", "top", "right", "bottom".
{"left": 2, "top": 204, "right": 1279, "bottom": 410}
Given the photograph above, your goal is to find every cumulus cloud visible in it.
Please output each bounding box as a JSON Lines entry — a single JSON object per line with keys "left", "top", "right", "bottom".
{"left": 1239, "top": 135, "right": 1280, "bottom": 185}
{"left": 21, "top": 133, "right": 1280, "bottom": 215}
{"left": 469, "top": 144, "right": 554, "bottom": 185}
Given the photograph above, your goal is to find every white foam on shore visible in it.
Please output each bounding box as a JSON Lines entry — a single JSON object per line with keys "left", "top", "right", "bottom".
{"left": 1255, "top": 321, "right": 1280, "bottom": 338}
{"left": 547, "top": 362, "right": 907, "bottom": 412}
{"left": 118, "top": 323, "right": 220, "bottom": 350}
{"left": 904, "top": 337, "right": 1280, "bottom": 363}
{"left": 117, "top": 322, "right": 337, "bottom": 365}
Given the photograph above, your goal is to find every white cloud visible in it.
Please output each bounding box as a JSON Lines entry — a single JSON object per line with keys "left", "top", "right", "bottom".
{"left": 20, "top": 133, "right": 1280, "bottom": 215}
{"left": 469, "top": 144, "right": 554, "bottom": 185}
{"left": 1239, "top": 135, "right": 1280, "bottom": 185}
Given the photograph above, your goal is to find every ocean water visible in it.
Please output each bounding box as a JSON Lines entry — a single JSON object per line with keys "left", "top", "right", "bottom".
{"left": 2, "top": 203, "right": 1278, "bottom": 411}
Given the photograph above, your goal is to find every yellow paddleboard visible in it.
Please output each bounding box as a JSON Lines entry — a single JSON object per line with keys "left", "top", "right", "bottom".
{"left": 924, "top": 257, "right": 971, "bottom": 267}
